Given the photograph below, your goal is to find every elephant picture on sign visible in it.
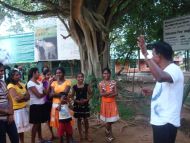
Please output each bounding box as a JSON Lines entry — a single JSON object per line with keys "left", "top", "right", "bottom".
{"left": 35, "top": 37, "right": 58, "bottom": 61}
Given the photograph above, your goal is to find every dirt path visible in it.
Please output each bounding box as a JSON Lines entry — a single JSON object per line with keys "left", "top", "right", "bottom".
{"left": 6, "top": 81, "right": 190, "bottom": 143}
{"left": 7, "top": 110, "right": 190, "bottom": 143}
{"left": 9, "top": 121, "right": 190, "bottom": 143}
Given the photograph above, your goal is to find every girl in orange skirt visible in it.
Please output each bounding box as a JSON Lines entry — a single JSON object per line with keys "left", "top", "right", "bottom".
{"left": 98, "top": 68, "right": 119, "bottom": 142}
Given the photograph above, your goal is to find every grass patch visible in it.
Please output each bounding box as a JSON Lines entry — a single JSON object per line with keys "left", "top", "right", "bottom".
{"left": 184, "top": 96, "right": 190, "bottom": 106}
{"left": 118, "top": 102, "right": 135, "bottom": 120}
{"left": 139, "top": 103, "right": 150, "bottom": 117}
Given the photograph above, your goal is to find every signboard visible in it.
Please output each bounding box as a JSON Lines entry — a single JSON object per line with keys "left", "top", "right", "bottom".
{"left": 34, "top": 17, "right": 80, "bottom": 61}
{"left": 35, "top": 18, "right": 58, "bottom": 61}
{"left": 164, "top": 15, "right": 190, "bottom": 50}
{"left": 0, "top": 33, "right": 34, "bottom": 64}
{"left": 57, "top": 19, "right": 80, "bottom": 60}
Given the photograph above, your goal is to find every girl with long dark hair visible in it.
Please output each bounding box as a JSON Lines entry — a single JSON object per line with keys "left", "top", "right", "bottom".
{"left": 50, "top": 67, "right": 72, "bottom": 143}
{"left": 42, "top": 68, "right": 55, "bottom": 140}
{"left": 99, "top": 68, "right": 119, "bottom": 142}
{"left": 27, "top": 67, "right": 48, "bottom": 143}
{"left": 71, "top": 72, "right": 93, "bottom": 142}
{"left": 7, "top": 70, "right": 31, "bottom": 143}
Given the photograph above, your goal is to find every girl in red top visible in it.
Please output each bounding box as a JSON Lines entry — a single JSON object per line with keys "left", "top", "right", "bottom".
{"left": 99, "top": 68, "right": 119, "bottom": 142}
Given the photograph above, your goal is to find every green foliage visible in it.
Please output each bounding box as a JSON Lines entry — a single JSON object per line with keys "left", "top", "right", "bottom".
{"left": 138, "top": 103, "right": 150, "bottom": 117}
{"left": 118, "top": 102, "right": 135, "bottom": 120}
{"left": 184, "top": 96, "right": 190, "bottom": 106}
{"left": 110, "top": 0, "right": 190, "bottom": 63}
{"left": 85, "top": 74, "right": 102, "bottom": 114}
{"left": 110, "top": 26, "right": 138, "bottom": 63}
{"left": 183, "top": 79, "right": 190, "bottom": 104}
{"left": 0, "top": 0, "right": 46, "bottom": 34}
{"left": 5, "top": 0, "right": 44, "bottom": 12}
{"left": 0, "top": 7, "right": 6, "bottom": 24}
{"left": 71, "top": 79, "right": 77, "bottom": 87}
{"left": 7, "top": 21, "right": 24, "bottom": 33}
{"left": 5, "top": 62, "right": 37, "bottom": 83}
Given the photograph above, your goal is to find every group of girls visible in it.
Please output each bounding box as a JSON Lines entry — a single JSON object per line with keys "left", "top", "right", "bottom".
{"left": 0, "top": 62, "right": 119, "bottom": 143}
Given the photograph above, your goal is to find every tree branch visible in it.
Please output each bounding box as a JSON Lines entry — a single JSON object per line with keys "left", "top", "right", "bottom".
{"left": 32, "top": 0, "right": 70, "bottom": 17}
{"left": 110, "top": 0, "right": 124, "bottom": 11}
{"left": 58, "top": 15, "right": 70, "bottom": 33}
{"left": 106, "top": 0, "right": 125, "bottom": 28}
{"left": 97, "top": 0, "right": 109, "bottom": 15}
{"left": 113, "top": 0, "right": 137, "bottom": 21}
{"left": 60, "top": 34, "right": 71, "bottom": 39}
{"left": 31, "top": 0, "right": 59, "bottom": 7}
{"left": 71, "top": 0, "right": 84, "bottom": 19}
{"left": 0, "top": 1, "right": 55, "bottom": 16}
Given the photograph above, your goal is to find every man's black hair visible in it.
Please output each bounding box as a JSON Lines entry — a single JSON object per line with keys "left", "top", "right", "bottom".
{"left": 148, "top": 41, "right": 174, "bottom": 61}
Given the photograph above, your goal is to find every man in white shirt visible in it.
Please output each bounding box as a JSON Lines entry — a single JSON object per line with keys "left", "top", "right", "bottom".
{"left": 137, "top": 35, "right": 184, "bottom": 143}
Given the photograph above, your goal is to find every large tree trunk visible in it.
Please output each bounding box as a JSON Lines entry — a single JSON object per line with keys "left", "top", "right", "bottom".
{"left": 69, "top": 0, "right": 109, "bottom": 78}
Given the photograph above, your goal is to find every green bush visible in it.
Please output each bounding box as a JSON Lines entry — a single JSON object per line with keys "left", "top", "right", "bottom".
{"left": 85, "top": 75, "right": 102, "bottom": 114}
{"left": 118, "top": 102, "right": 135, "bottom": 120}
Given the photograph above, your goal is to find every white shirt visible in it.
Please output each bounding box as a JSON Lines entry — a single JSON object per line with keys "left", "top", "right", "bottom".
{"left": 150, "top": 63, "right": 184, "bottom": 127}
{"left": 59, "top": 104, "right": 71, "bottom": 120}
{"left": 27, "top": 80, "right": 45, "bottom": 105}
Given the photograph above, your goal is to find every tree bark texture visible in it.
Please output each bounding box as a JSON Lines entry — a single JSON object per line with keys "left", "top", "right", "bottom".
{"left": 69, "top": 0, "right": 110, "bottom": 78}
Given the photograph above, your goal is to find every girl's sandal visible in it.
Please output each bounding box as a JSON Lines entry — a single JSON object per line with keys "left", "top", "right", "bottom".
{"left": 105, "top": 129, "right": 110, "bottom": 136}
{"left": 106, "top": 136, "right": 115, "bottom": 143}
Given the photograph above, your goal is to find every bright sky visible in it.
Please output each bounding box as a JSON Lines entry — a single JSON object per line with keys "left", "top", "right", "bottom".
{"left": 0, "top": 18, "right": 9, "bottom": 35}
{"left": 0, "top": 16, "right": 33, "bottom": 36}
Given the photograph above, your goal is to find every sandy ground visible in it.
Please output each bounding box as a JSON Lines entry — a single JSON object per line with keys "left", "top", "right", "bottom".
{"left": 7, "top": 109, "right": 190, "bottom": 143}
{"left": 6, "top": 81, "right": 190, "bottom": 143}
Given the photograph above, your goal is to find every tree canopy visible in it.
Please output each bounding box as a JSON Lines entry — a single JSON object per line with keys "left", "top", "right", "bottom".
{"left": 110, "top": 0, "right": 190, "bottom": 63}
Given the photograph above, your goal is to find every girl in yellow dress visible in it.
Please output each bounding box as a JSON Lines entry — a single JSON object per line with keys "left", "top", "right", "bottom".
{"left": 7, "top": 70, "right": 31, "bottom": 143}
